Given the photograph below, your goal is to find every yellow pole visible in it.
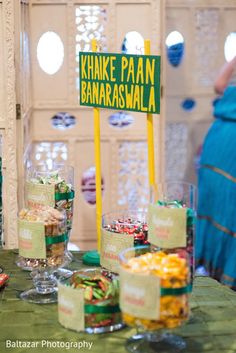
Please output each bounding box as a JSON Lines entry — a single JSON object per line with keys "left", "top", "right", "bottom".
{"left": 144, "top": 39, "right": 156, "bottom": 189}
{"left": 92, "top": 39, "right": 102, "bottom": 253}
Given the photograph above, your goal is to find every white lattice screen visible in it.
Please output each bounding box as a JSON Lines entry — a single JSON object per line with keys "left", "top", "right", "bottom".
{"left": 2, "top": 0, "right": 236, "bottom": 249}
{"left": 165, "top": 0, "right": 236, "bottom": 184}
{"left": 26, "top": 0, "right": 164, "bottom": 250}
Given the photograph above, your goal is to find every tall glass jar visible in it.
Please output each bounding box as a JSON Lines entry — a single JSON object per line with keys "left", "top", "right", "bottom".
{"left": 149, "top": 182, "right": 197, "bottom": 283}
{"left": 16, "top": 164, "right": 75, "bottom": 270}
{"left": 18, "top": 207, "right": 68, "bottom": 303}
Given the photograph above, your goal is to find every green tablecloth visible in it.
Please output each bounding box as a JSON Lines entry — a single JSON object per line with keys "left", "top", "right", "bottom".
{"left": 1, "top": 250, "right": 236, "bottom": 353}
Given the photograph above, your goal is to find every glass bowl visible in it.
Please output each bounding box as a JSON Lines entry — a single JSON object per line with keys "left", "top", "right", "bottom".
{"left": 101, "top": 210, "right": 148, "bottom": 274}
{"left": 58, "top": 269, "right": 125, "bottom": 333}
{"left": 18, "top": 207, "right": 68, "bottom": 303}
{"left": 149, "top": 181, "right": 197, "bottom": 283}
{"left": 119, "top": 245, "right": 190, "bottom": 352}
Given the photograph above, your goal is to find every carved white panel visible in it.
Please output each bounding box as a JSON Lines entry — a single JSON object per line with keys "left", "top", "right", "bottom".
{"left": 165, "top": 122, "right": 188, "bottom": 180}
{"left": 21, "top": 2, "right": 31, "bottom": 114}
{"left": 194, "top": 8, "right": 219, "bottom": 86}
{"left": 0, "top": 3, "right": 3, "bottom": 123}
{"left": 75, "top": 4, "right": 107, "bottom": 91}
{"left": 2, "top": 0, "right": 18, "bottom": 248}
{"left": 75, "top": 5, "right": 107, "bottom": 53}
{"left": 28, "top": 141, "right": 68, "bottom": 169}
{"left": 117, "top": 141, "right": 149, "bottom": 209}
{"left": 0, "top": 133, "right": 2, "bottom": 246}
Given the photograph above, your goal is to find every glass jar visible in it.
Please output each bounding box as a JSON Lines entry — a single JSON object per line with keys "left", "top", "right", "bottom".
{"left": 149, "top": 182, "right": 196, "bottom": 283}
{"left": 119, "top": 245, "right": 190, "bottom": 352}
{"left": 26, "top": 164, "right": 74, "bottom": 231}
{"left": 18, "top": 207, "right": 68, "bottom": 303}
{"left": 101, "top": 210, "right": 148, "bottom": 275}
{"left": 58, "top": 269, "right": 124, "bottom": 333}
{"left": 17, "top": 164, "right": 75, "bottom": 270}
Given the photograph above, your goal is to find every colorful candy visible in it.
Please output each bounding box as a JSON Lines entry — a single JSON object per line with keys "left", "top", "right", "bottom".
{"left": 70, "top": 271, "right": 121, "bottom": 329}
{"left": 104, "top": 217, "right": 149, "bottom": 246}
{"left": 30, "top": 171, "right": 74, "bottom": 231}
{"left": 156, "top": 200, "right": 195, "bottom": 282}
{"left": 121, "top": 251, "right": 190, "bottom": 330}
{"left": 0, "top": 273, "right": 9, "bottom": 289}
{"left": 19, "top": 207, "right": 67, "bottom": 267}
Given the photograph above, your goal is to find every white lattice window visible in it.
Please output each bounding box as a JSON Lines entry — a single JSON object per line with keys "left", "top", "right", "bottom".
{"left": 75, "top": 5, "right": 107, "bottom": 90}
{"left": 28, "top": 142, "right": 68, "bottom": 170}
{"left": 165, "top": 123, "right": 188, "bottom": 180}
{"left": 117, "top": 141, "right": 148, "bottom": 209}
{"left": 121, "top": 31, "right": 144, "bottom": 55}
{"left": 195, "top": 9, "right": 219, "bottom": 86}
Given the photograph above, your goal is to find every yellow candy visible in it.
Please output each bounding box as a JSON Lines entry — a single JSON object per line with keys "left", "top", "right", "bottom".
{"left": 122, "top": 251, "right": 189, "bottom": 330}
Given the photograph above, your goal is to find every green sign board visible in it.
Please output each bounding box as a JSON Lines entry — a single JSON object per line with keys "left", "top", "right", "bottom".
{"left": 79, "top": 52, "right": 161, "bottom": 114}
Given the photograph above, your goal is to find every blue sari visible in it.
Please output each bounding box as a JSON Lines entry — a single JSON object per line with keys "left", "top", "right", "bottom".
{"left": 196, "top": 86, "right": 236, "bottom": 288}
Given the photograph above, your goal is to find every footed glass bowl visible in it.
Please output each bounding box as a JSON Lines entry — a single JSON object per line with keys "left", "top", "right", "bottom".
{"left": 119, "top": 245, "right": 190, "bottom": 353}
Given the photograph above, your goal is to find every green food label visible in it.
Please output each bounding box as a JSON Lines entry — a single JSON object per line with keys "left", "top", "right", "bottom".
{"left": 120, "top": 267, "right": 160, "bottom": 320}
{"left": 79, "top": 52, "right": 161, "bottom": 114}
{"left": 148, "top": 205, "right": 187, "bottom": 248}
{"left": 26, "top": 181, "right": 55, "bottom": 207}
{"left": 18, "top": 220, "right": 46, "bottom": 259}
{"left": 58, "top": 283, "right": 85, "bottom": 332}
{"left": 100, "top": 229, "right": 134, "bottom": 273}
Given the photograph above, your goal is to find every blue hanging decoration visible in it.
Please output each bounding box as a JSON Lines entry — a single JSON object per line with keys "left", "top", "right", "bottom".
{"left": 181, "top": 98, "right": 196, "bottom": 111}
{"left": 166, "top": 42, "right": 184, "bottom": 67}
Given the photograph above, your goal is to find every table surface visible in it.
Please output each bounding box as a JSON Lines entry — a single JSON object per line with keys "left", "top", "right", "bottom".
{"left": 1, "top": 250, "right": 236, "bottom": 353}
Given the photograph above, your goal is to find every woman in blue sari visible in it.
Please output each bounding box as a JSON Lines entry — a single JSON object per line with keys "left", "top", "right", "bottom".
{"left": 196, "top": 56, "right": 236, "bottom": 288}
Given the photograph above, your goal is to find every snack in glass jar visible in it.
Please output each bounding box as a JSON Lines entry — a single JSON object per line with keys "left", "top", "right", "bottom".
{"left": 18, "top": 165, "right": 75, "bottom": 270}
{"left": 103, "top": 215, "right": 148, "bottom": 246}
{"left": 18, "top": 206, "right": 67, "bottom": 268}
{"left": 101, "top": 211, "right": 149, "bottom": 274}
{"left": 27, "top": 168, "right": 74, "bottom": 231}
{"left": 120, "top": 247, "right": 190, "bottom": 331}
{"left": 18, "top": 207, "right": 68, "bottom": 304}
{"left": 155, "top": 199, "right": 195, "bottom": 283}
{"left": 149, "top": 182, "right": 196, "bottom": 283}
{"left": 58, "top": 269, "right": 124, "bottom": 333}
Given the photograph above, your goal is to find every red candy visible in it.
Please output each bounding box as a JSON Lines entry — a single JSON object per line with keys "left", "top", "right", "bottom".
{"left": 105, "top": 218, "right": 148, "bottom": 246}
{"left": 0, "top": 274, "right": 9, "bottom": 288}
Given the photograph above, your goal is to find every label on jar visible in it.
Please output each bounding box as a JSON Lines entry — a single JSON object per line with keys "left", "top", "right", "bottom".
{"left": 148, "top": 205, "right": 187, "bottom": 248}
{"left": 100, "top": 229, "right": 134, "bottom": 273}
{"left": 58, "top": 283, "right": 85, "bottom": 332}
{"left": 26, "top": 181, "right": 55, "bottom": 208}
{"left": 18, "top": 220, "right": 46, "bottom": 259}
{"left": 120, "top": 267, "right": 160, "bottom": 320}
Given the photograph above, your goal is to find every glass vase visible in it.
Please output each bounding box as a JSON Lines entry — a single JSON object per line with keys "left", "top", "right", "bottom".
{"left": 18, "top": 207, "right": 68, "bottom": 304}
{"left": 101, "top": 209, "right": 148, "bottom": 275}
{"left": 119, "top": 245, "right": 190, "bottom": 353}
{"left": 58, "top": 269, "right": 124, "bottom": 333}
{"left": 149, "top": 181, "right": 197, "bottom": 283}
{"left": 16, "top": 164, "right": 75, "bottom": 271}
